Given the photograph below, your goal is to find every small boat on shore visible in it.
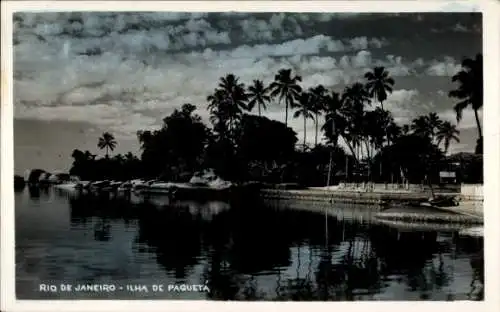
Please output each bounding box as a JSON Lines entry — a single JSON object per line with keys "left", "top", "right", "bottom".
{"left": 117, "top": 181, "right": 133, "bottom": 192}
{"left": 429, "top": 195, "right": 460, "bottom": 207}
{"left": 90, "top": 180, "right": 111, "bottom": 192}
{"left": 459, "top": 226, "right": 484, "bottom": 238}
{"left": 398, "top": 195, "right": 459, "bottom": 209}
{"left": 132, "top": 179, "right": 158, "bottom": 194}
{"left": 54, "top": 182, "right": 80, "bottom": 192}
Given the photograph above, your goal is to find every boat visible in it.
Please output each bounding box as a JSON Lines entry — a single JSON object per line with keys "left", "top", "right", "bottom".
{"left": 117, "top": 181, "right": 133, "bottom": 192}
{"left": 429, "top": 195, "right": 460, "bottom": 207}
{"left": 75, "top": 181, "right": 91, "bottom": 190}
{"left": 459, "top": 226, "right": 484, "bottom": 238}
{"left": 89, "top": 180, "right": 111, "bottom": 192}
{"left": 132, "top": 179, "right": 158, "bottom": 194}
{"left": 54, "top": 182, "right": 80, "bottom": 192}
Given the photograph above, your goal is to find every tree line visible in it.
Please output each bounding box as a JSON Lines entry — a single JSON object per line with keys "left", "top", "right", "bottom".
{"left": 69, "top": 53, "right": 483, "bottom": 185}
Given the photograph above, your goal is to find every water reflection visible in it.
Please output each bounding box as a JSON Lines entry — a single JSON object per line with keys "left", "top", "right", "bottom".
{"left": 15, "top": 188, "right": 484, "bottom": 300}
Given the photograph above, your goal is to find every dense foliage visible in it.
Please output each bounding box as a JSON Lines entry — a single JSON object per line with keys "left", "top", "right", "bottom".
{"left": 67, "top": 54, "right": 482, "bottom": 185}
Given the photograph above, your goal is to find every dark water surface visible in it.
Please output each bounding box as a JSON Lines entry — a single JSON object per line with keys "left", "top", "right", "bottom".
{"left": 15, "top": 187, "right": 484, "bottom": 300}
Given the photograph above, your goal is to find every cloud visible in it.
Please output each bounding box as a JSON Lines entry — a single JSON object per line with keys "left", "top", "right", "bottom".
{"left": 426, "top": 57, "right": 461, "bottom": 76}
{"left": 15, "top": 104, "right": 157, "bottom": 138}
{"left": 13, "top": 34, "right": 451, "bottom": 138}
{"left": 13, "top": 12, "right": 478, "bottom": 154}
{"left": 438, "top": 108, "right": 483, "bottom": 130}
{"left": 379, "top": 89, "right": 422, "bottom": 124}
{"left": 437, "top": 90, "right": 448, "bottom": 97}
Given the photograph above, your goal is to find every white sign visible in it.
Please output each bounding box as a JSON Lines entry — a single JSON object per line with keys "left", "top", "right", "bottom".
{"left": 439, "top": 171, "right": 456, "bottom": 178}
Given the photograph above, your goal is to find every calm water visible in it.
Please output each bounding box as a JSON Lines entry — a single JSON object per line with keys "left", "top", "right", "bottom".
{"left": 15, "top": 186, "right": 484, "bottom": 301}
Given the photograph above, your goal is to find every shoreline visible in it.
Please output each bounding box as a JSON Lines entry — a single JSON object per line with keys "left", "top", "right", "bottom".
{"left": 259, "top": 188, "right": 432, "bottom": 205}
{"left": 28, "top": 182, "right": 485, "bottom": 228}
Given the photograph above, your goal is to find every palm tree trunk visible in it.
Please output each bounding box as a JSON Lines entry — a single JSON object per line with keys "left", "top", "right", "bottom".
{"left": 327, "top": 148, "right": 333, "bottom": 186}
{"left": 258, "top": 104, "right": 261, "bottom": 117}
{"left": 379, "top": 159, "right": 383, "bottom": 181}
{"left": 106, "top": 146, "right": 109, "bottom": 158}
{"left": 303, "top": 115, "right": 307, "bottom": 151}
{"left": 365, "top": 141, "right": 371, "bottom": 182}
{"left": 380, "top": 100, "right": 387, "bottom": 182}
{"left": 345, "top": 154, "right": 348, "bottom": 181}
{"left": 315, "top": 113, "right": 318, "bottom": 146}
{"left": 473, "top": 109, "right": 482, "bottom": 139}
{"left": 342, "top": 136, "right": 359, "bottom": 164}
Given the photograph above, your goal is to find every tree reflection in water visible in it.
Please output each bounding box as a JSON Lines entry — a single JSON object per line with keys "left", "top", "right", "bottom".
{"left": 64, "top": 193, "right": 483, "bottom": 301}
{"left": 93, "top": 218, "right": 112, "bottom": 241}
{"left": 28, "top": 185, "right": 41, "bottom": 199}
{"left": 456, "top": 235, "right": 484, "bottom": 300}
{"left": 136, "top": 200, "right": 205, "bottom": 279}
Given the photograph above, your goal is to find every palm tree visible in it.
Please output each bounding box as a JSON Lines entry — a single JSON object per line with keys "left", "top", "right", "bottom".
{"left": 385, "top": 121, "right": 402, "bottom": 183}
{"left": 98, "top": 132, "right": 117, "bottom": 157}
{"left": 386, "top": 121, "right": 402, "bottom": 145}
{"left": 322, "top": 91, "right": 344, "bottom": 147}
{"left": 218, "top": 73, "right": 248, "bottom": 111}
{"left": 436, "top": 121, "right": 460, "bottom": 154}
{"left": 322, "top": 91, "right": 347, "bottom": 184}
{"left": 294, "top": 92, "right": 315, "bottom": 150}
{"left": 448, "top": 54, "right": 483, "bottom": 149}
{"left": 365, "top": 108, "right": 390, "bottom": 154}
{"left": 411, "top": 115, "right": 432, "bottom": 139}
{"left": 401, "top": 124, "right": 410, "bottom": 135}
{"left": 247, "top": 80, "right": 271, "bottom": 116}
{"left": 342, "top": 82, "right": 371, "bottom": 111}
{"left": 365, "top": 67, "right": 395, "bottom": 182}
{"left": 247, "top": 79, "right": 271, "bottom": 117}
{"left": 211, "top": 74, "right": 248, "bottom": 136}
{"left": 269, "top": 68, "right": 302, "bottom": 127}
{"left": 341, "top": 83, "right": 371, "bottom": 163}
{"left": 309, "top": 85, "right": 328, "bottom": 146}
{"left": 426, "top": 112, "right": 443, "bottom": 143}
{"left": 411, "top": 113, "right": 442, "bottom": 143}
{"left": 364, "top": 66, "right": 395, "bottom": 111}
{"left": 207, "top": 89, "right": 230, "bottom": 133}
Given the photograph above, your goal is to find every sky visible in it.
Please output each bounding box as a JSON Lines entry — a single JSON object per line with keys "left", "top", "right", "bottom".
{"left": 12, "top": 12, "right": 482, "bottom": 174}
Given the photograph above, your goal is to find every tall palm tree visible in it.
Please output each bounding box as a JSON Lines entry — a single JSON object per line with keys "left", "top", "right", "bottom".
{"left": 309, "top": 85, "right": 328, "bottom": 146}
{"left": 426, "top": 112, "right": 443, "bottom": 143}
{"left": 207, "top": 89, "right": 230, "bottom": 127}
{"left": 342, "top": 82, "right": 371, "bottom": 110}
{"left": 364, "top": 66, "right": 395, "bottom": 111}
{"left": 213, "top": 74, "right": 248, "bottom": 136}
{"left": 247, "top": 79, "right": 271, "bottom": 116}
{"left": 294, "top": 92, "right": 315, "bottom": 150}
{"left": 341, "top": 83, "right": 370, "bottom": 163}
{"left": 207, "top": 89, "right": 240, "bottom": 137}
{"left": 401, "top": 124, "right": 410, "bottom": 135}
{"left": 385, "top": 121, "right": 402, "bottom": 183}
{"left": 322, "top": 91, "right": 349, "bottom": 183}
{"left": 269, "top": 68, "right": 302, "bottom": 127}
{"left": 386, "top": 121, "right": 402, "bottom": 145}
{"left": 365, "top": 67, "right": 395, "bottom": 181}
{"left": 411, "top": 115, "right": 432, "bottom": 139}
{"left": 436, "top": 121, "right": 460, "bottom": 154}
{"left": 322, "top": 91, "right": 344, "bottom": 147}
{"left": 448, "top": 54, "right": 483, "bottom": 147}
{"left": 218, "top": 73, "right": 248, "bottom": 111}
{"left": 98, "top": 132, "right": 117, "bottom": 157}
